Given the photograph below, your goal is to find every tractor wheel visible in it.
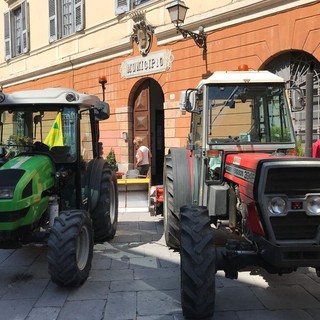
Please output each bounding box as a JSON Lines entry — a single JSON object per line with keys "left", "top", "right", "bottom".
{"left": 163, "top": 148, "right": 191, "bottom": 249}
{"left": 47, "top": 210, "right": 93, "bottom": 287}
{"left": 90, "top": 164, "right": 118, "bottom": 242}
{"left": 180, "top": 205, "right": 216, "bottom": 319}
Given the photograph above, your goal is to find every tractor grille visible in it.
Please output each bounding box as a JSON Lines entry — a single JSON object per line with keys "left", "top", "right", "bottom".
{"left": 257, "top": 161, "right": 320, "bottom": 243}
{"left": 265, "top": 166, "right": 320, "bottom": 197}
{"left": 0, "top": 169, "right": 25, "bottom": 187}
{"left": 270, "top": 212, "right": 320, "bottom": 241}
{"left": 0, "top": 207, "right": 30, "bottom": 222}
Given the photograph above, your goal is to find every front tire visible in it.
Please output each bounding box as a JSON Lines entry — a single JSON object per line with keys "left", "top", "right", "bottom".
{"left": 47, "top": 210, "right": 93, "bottom": 287}
{"left": 180, "top": 205, "right": 216, "bottom": 319}
{"left": 163, "top": 148, "right": 191, "bottom": 249}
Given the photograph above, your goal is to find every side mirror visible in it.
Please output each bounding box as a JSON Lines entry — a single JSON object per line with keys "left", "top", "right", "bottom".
{"left": 94, "top": 101, "right": 110, "bottom": 120}
{"left": 289, "top": 87, "right": 305, "bottom": 112}
{"left": 179, "top": 89, "right": 198, "bottom": 112}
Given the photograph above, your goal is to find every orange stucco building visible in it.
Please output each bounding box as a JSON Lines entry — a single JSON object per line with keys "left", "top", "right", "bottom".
{"left": 1, "top": 0, "right": 319, "bottom": 185}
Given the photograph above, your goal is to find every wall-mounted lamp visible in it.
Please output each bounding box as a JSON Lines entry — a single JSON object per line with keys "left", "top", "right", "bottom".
{"left": 122, "top": 132, "right": 128, "bottom": 141}
{"left": 167, "top": 0, "right": 207, "bottom": 53}
{"left": 99, "top": 76, "right": 107, "bottom": 102}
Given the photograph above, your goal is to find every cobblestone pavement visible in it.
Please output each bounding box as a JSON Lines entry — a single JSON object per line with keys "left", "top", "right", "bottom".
{"left": 1, "top": 210, "right": 320, "bottom": 320}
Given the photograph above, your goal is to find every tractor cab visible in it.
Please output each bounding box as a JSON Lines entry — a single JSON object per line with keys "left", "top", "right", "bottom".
{"left": 180, "top": 69, "right": 299, "bottom": 191}
{"left": 0, "top": 89, "right": 109, "bottom": 162}
{"left": 0, "top": 89, "right": 110, "bottom": 210}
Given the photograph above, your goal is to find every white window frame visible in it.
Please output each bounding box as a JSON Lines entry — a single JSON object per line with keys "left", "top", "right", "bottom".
{"left": 115, "top": 0, "right": 152, "bottom": 15}
{"left": 3, "top": 0, "right": 29, "bottom": 61}
{"left": 49, "top": 0, "right": 84, "bottom": 42}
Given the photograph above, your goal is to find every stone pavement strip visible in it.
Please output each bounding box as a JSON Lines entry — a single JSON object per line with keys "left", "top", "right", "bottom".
{"left": 1, "top": 210, "right": 320, "bottom": 319}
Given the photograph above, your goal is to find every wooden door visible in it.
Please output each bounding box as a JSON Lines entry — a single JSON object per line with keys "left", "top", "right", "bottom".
{"left": 133, "top": 80, "right": 150, "bottom": 148}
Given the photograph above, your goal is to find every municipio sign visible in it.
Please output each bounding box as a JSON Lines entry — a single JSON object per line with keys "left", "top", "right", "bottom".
{"left": 120, "top": 50, "right": 174, "bottom": 79}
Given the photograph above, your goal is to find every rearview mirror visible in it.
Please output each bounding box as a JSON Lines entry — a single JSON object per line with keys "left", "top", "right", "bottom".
{"left": 179, "top": 89, "right": 198, "bottom": 112}
{"left": 289, "top": 87, "right": 305, "bottom": 112}
{"left": 94, "top": 101, "right": 110, "bottom": 120}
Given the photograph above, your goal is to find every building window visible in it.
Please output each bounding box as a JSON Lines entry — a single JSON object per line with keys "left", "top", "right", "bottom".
{"left": 115, "top": 0, "right": 152, "bottom": 15}
{"left": 266, "top": 51, "right": 320, "bottom": 145}
{"left": 49, "top": 0, "right": 84, "bottom": 42}
{"left": 4, "top": 0, "right": 29, "bottom": 60}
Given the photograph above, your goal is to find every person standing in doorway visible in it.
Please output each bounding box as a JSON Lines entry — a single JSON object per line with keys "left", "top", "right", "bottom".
{"left": 133, "top": 136, "right": 151, "bottom": 177}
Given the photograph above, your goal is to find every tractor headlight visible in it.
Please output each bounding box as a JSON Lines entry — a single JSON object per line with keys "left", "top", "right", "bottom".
{"left": 0, "top": 187, "right": 14, "bottom": 199}
{"left": 307, "top": 196, "right": 320, "bottom": 215}
{"left": 268, "top": 196, "right": 286, "bottom": 214}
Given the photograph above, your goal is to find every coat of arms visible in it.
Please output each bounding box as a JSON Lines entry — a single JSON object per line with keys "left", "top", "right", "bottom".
{"left": 131, "top": 11, "right": 154, "bottom": 57}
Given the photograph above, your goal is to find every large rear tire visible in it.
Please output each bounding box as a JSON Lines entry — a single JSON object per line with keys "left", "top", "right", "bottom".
{"left": 47, "top": 210, "right": 93, "bottom": 287}
{"left": 91, "top": 164, "right": 118, "bottom": 242}
{"left": 163, "top": 148, "right": 191, "bottom": 249}
{"left": 180, "top": 205, "right": 216, "bottom": 319}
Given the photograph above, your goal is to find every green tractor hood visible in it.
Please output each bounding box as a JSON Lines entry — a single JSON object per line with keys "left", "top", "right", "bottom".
{"left": 0, "top": 155, "right": 55, "bottom": 231}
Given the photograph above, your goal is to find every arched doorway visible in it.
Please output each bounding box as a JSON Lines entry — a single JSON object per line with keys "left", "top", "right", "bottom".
{"left": 132, "top": 78, "right": 164, "bottom": 185}
{"left": 264, "top": 51, "right": 320, "bottom": 143}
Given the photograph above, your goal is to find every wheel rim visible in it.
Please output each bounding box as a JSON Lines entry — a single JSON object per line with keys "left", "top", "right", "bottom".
{"left": 108, "top": 182, "right": 116, "bottom": 224}
{"left": 76, "top": 224, "right": 90, "bottom": 270}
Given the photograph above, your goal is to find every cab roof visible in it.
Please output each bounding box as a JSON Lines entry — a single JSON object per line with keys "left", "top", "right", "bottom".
{"left": 0, "top": 88, "right": 100, "bottom": 107}
{"left": 198, "top": 70, "right": 285, "bottom": 88}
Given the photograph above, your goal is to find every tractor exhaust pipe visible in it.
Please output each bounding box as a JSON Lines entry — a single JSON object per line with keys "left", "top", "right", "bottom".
{"left": 49, "top": 196, "right": 59, "bottom": 227}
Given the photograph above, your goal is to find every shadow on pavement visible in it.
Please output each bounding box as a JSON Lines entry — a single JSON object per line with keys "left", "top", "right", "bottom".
{"left": 1, "top": 213, "right": 320, "bottom": 320}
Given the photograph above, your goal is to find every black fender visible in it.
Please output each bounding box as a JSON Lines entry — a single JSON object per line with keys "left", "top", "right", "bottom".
{"left": 168, "top": 147, "right": 192, "bottom": 211}
{"left": 87, "top": 158, "right": 107, "bottom": 212}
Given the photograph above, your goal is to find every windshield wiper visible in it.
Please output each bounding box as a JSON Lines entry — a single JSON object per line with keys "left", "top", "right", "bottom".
{"left": 210, "top": 86, "right": 239, "bottom": 134}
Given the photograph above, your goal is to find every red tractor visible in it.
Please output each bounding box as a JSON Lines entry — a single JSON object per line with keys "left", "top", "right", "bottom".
{"left": 163, "top": 66, "right": 320, "bottom": 319}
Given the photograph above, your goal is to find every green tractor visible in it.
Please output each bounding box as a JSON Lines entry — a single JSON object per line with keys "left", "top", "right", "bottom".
{"left": 0, "top": 88, "right": 118, "bottom": 287}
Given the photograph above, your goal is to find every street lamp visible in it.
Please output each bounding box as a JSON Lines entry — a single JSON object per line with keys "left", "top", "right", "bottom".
{"left": 166, "top": 0, "right": 207, "bottom": 52}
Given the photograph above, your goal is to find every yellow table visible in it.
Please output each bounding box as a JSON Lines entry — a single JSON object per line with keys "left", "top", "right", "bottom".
{"left": 117, "top": 178, "right": 150, "bottom": 209}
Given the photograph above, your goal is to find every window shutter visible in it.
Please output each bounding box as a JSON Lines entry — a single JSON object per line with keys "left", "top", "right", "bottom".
{"left": 4, "top": 11, "right": 11, "bottom": 60}
{"left": 115, "top": 0, "right": 131, "bottom": 15}
{"left": 49, "top": 0, "right": 57, "bottom": 42}
{"left": 21, "top": 0, "right": 29, "bottom": 53}
{"left": 74, "top": 0, "right": 84, "bottom": 32}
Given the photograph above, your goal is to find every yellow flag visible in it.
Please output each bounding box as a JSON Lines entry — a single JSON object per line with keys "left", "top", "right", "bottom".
{"left": 44, "top": 112, "right": 64, "bottom": 148}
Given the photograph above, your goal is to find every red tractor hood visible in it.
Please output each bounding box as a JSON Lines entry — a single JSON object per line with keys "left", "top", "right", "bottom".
{"left": 225, "top": 152, "right": 295, "bottom": 171}
{"left": 224, "top": 152, "right": 299, "bottom": 200}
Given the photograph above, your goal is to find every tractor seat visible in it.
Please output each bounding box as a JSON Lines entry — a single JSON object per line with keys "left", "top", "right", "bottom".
{"left": 33, "top": 141, "right": 50, "bottom": 152}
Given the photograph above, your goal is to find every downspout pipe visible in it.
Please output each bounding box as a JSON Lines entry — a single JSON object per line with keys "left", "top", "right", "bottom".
{"left": 305, "top": 63, "right": 314, "bottom": 157}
